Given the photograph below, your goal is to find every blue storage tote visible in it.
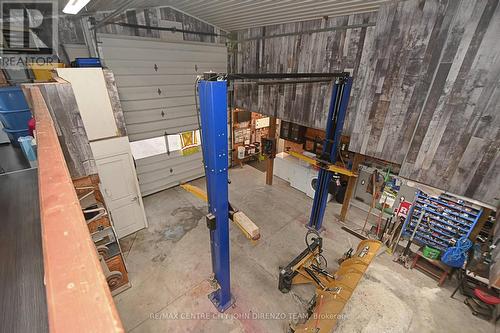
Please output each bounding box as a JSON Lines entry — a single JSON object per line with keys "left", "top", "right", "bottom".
{"left": 72, "top": 57, "right": 102, "bottom": 68}
{"left": 3, "top": 127, "right": 30, "bottom": 147}
{"left": 18, "top": 136, "right": 37, "bottom": 167}
{"left": 0, "top": 86, "right": 32, "bottom": 130}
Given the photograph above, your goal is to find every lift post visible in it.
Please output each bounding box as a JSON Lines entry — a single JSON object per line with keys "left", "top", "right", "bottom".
{"left": 308, "top": 75, "right": 353, "bottom": 230}
{"left": 196, "top": 72, "right": 352, "bottom": 312}
{"left": 197, "top": 77, "right": 234, "bottom": 312}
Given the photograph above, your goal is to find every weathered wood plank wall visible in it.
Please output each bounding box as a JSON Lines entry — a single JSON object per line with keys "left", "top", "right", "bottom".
{"left": 232, "top": 0, "right": 500, "bottom": 206}
{"left": 348, "top": 0, "right": 445, "bottom": 163}
{"left": 400, "top": 0, "right": 500, "bottom": 206}
{"left": 102, "top": 69, "right": 128, "bottom": 137}
{"left": 35, "top": 83, "right": 98, "bottom": 179}
{"left": 232, "top": 12, "right": 376, "bottom": 130}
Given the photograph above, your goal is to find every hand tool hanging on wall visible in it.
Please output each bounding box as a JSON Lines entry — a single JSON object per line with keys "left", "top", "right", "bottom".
{"left": 395, "top": 209, "right": 425, "bottom": 268}
{"left": 379, "top": 216, "right": 392, "bottom": 242}
{"left": 386, "top": 201, "right": 412, "bottom": 253}
{"left": 362, "top": 171, "right": 378, "bottom": 232}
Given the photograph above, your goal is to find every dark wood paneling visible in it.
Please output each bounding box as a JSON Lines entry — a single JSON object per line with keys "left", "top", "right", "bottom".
{"left": 0, "top": 169, "right": 48, "bottom": 333}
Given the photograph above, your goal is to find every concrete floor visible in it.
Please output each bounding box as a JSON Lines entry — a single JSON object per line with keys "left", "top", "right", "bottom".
{"left": 116, "top": 166, "right": 497, "bottom": 333}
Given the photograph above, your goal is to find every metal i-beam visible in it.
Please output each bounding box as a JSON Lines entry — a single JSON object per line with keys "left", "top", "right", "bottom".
{"left": 197, "top": 79, "right": 234, "bottom": 312}
{"left": 308, "top": 76, "right": 353, "bottom": 230}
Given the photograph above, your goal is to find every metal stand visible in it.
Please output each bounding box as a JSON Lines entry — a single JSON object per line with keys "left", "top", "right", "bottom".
{"left": 308, "top": 75, "right": 352, "bottom": 230}
{"left": 196, "top": 71, "right": 353, "bottom": 311}
{"left": 197, "top": 79, "right": 234, "bottom": 312}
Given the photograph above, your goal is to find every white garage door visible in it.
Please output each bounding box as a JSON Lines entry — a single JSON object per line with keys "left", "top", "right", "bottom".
{"left": 98, "top": 34, "right": 227, "bottom": 196}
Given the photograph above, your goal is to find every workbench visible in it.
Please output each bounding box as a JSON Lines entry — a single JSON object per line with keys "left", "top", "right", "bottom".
{"left": 0, "top": 168, "right": 48, "bottom": 332}
{"left": 411, "top": 250, "right": 453, "bottom": 286}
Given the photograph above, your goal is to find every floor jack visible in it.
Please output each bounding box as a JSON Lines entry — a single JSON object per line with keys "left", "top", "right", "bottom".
{"left": 279, "top": 230, "right": 381, "bottom": 332}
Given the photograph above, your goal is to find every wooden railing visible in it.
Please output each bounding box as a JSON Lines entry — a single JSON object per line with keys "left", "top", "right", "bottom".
{"left": 28, "top": 86, "right": 124, "bottom": 333}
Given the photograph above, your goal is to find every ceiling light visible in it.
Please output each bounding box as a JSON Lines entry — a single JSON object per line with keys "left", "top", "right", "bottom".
{"left": 63, "top": 0, "right": 92, "bottom": 15}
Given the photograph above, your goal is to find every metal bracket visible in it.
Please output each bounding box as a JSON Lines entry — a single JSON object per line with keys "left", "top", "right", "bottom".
{"left": 206, "top": 213, "right": 216, "bottom": 231}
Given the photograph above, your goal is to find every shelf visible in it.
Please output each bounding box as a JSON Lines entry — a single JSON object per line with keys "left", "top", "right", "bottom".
{"left": 439, "top": 193, "right": 481, "bottom": 213}
{"left": 422, "top": 216, "right": 464, "bottom": 237}
{"left": 416, "top": 198, "right": 476, "bottom": 223}
{"left": 412, "top": 220, "right": 456, "bottom": 238}
{"left": 404, "top": 191, "right": 481, "bottom": 252}
{"left": 410, "top": 206, "right": 468, "bottom": 232}
{"left": 408, "top": 222, "right": 451, "bottom": 243}
{"left": 237, "top": 151, "right": 261, "bottom": 160}
{"left": 413, "top": 206, "right": 471, "bottom": 231}
{"left": 417, "top": 193, "right": 479, "bottom": 220}
{"left": 412, "top": 234, "right": 447, "bottom": 250}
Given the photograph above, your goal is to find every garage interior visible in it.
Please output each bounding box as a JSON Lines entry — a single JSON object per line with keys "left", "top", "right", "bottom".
{"left": 1, "top": 0, "right": 499, "bottom": 332}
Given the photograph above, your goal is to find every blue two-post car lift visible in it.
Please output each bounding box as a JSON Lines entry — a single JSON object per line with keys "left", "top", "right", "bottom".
{"left": 196, "top": 72, "right": 353, "bottom": 312}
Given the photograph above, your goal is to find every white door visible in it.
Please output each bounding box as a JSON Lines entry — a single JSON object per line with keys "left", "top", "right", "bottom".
{"left": 90, "top": 137, "right": 147, "bottom": 238}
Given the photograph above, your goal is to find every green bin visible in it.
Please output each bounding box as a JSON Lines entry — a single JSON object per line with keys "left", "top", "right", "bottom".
{"left": 423, "top": 245, "right": 440, "bottom": 260}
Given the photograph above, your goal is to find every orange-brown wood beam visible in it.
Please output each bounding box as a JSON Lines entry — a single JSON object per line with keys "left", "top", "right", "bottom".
{"left": 469, "top": 208, "right": 492, "bottom": 242}
{"left": 29, "top": 86, "right": 124, "bottom": 333}
{"left": 340, "top": 153, "right": 364, "bottom": 222}
{"left": 266, "top": 116, "right": 277, "bottom": 185}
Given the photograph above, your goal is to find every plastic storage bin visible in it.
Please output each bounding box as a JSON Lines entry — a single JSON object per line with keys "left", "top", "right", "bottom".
{"left": 29, "top": 63, "right": 65, "bottom": 81}
{"left": 0, "top": 86, "right": 31, "bottom": 130}
{"left": 0, "top": 86, "right": 29, "bottom": 111}
{"left": 72, "top": 58, "right": 102, "bottom": 68}
{"left": 0, "top": 108, "right": 31, "bottom": 129}
{"left": 423, "top": 246, "right": 440, "bottom": 260}
{"left": 18, "top": 136, "right": 37, "bottom": 167}
{"left": 3, "top": 128, "right": 30, "bottom": 147}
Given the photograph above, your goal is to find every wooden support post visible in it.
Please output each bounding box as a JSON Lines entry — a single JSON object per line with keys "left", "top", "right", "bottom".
{"left": 469, "top": 208, "right": 492, "bottom": 242}
{"left": 340, "top": 153, "right": 364, "bottom": 222}
{"left": 266, "top": 116, "right": 277, "bottom": 185}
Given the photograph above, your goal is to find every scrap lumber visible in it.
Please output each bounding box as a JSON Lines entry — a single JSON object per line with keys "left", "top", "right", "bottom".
{"left": 180, "top": 183, "right": 260, "bottom": 241}
{"left": 233, "top": 211, "right": 260, "bottom": 240}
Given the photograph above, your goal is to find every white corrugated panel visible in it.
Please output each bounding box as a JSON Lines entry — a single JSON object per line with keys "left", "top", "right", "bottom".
{"left": 98, "top": 34, "right": 226, "bottom": 196}
{"left": 86, "top": 0, "right": 387, "bottom": 31}
{"left": 135, "top": 150, "right": 204, "bottom": 196}
{"left": 98, "top": 34, "right": 227, "bottom": 142}
{"left": 62, "top": 43, "right": 90, "bottom": 60}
